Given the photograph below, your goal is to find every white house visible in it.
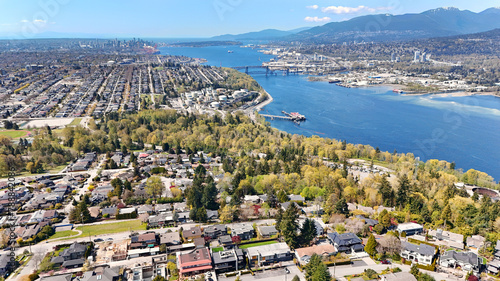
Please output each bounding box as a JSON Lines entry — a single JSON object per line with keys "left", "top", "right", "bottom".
{"left": 400, "top": 241, "right": 435, "bottom": 266}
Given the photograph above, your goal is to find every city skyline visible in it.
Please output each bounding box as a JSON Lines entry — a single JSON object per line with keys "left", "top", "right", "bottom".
{"left": 0, "top": 0, "right": 499, "bottom": 39}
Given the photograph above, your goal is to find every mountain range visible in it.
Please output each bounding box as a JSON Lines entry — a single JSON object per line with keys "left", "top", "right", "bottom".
{"left": 211, "top": 7, "right": 500, "bottom": 43}
{"left": 211, "top": 27, "right": 309, "bottom": 41}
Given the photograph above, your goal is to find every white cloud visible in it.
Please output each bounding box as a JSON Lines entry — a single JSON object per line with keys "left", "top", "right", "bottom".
{"left": 304, "top": 16, "right": 331, "bottom": 23}
{"left": 20, "top": 20, "right": 29, "bottom": 23}
{"left": 34, "top": 19, "right": 46, "bottom": 24}
{"left": 306, "top": 5, "right": 319, "bottom": 10}
{"left": 321, "top": 5, "right": 391, "bottom": 14}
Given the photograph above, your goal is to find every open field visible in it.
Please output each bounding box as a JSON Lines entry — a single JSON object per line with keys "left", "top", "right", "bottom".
{"left": 75, "top": 220, "right": 146, "bottom": 238}
{"left": 0, "top": 130, "right": 30, "bottom": 138}
{"left": 49, "top": 230, "right": 79, "bottom": 240}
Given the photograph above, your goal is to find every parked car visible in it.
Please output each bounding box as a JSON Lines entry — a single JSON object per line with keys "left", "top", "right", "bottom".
{"left": 381, "top": 260, "right": 391, "bottom": 264}
{"left": 94, "top": 238, "right": 104, "bottom": 242}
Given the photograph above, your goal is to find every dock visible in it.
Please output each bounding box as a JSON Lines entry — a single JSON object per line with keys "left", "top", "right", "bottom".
{"left": 260, "top": 111, "right": 306, "bottom": 123}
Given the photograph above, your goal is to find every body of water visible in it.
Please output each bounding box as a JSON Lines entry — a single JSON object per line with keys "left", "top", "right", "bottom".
{"left": 160, "top": 44, "right": 500, "bottom": 181}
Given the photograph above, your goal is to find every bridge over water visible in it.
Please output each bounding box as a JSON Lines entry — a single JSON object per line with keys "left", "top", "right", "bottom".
{"left": 232, "top": 66, "right": 300, "bottom": 76}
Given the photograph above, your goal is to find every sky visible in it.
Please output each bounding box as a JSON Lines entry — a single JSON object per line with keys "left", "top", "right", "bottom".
{"left": 0, "top": 0, "right": 499, "bottom": 38}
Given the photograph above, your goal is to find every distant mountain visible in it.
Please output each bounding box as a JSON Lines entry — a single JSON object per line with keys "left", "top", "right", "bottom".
{"left": 286, "top": 7, "right": 500, "bottom": 43}
{"left": 212, "top": 27, "right": 311, "bottom": 41}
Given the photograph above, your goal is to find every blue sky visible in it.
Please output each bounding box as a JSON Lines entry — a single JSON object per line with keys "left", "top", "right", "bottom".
{"left": 0, "top": 0, "right": 499, "bottom": 38}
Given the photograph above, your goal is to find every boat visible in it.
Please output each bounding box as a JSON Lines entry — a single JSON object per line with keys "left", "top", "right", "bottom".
{"left": 227, "top": 50, "right": 233, "bottom": 53}
{"left": 329, "top": 79, "right": 341, "bottom": 84}
{"left": 393, "top": 89, "right": 404, "bottom": 94}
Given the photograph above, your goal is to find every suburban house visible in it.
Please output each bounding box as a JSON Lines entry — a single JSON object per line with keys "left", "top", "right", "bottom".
{"left": 428, "top": 229, "right": 464, "bottom": 250}
{"left": 130, "top": 233, "right": 157, "bottom": 249}
{"left": 147, "top": 212, "right": 174, "bottom": 228}
{"left": 396, "top": 222, "right": 424, "bottom": 236}
{"left": 183, "top": 227, "right": 202, "bottom": 242}
{"left": 327, "top": 232, "right": 364, "bottom": 253}
{"left": 295, "top": 243, "right": 337, "bottom": 265}
{"left": 159, "top": 232, "right": 181, "bottom": 246}
{"left": 50, "top": 242, "right": 86, "bottom": 269}
{"left": 137, "top": 204, "right": 153, "bottom": 215}
{"left": 440, "top": 250, "right": 481, "bottom": 273}
{"left": 177, "top": 247, "right": 213, "bottom": 277}
{"left": 466, "top": 235, "right": 486, "bottom": 251}
{"left": 101, "top": 206, "right": 118, "bottom": 218}
{"left": 212, "top": 249, "right": 245, "bottom": 274}
{"left": 230, "top": 223, "right": 254, "bottom": 241}
{"left": 81, "top": 266, "right": 120, "bottom": 281}
{"left": 487, "top": 259, "right": 500, "bottom": 275}
{"left": 400, "top": 241, "right": 435, "bottom": 266}
{"left": 257, "top": 225, "right": 277, "bottom": 238}
{"left": 246, "top": 243, "right": 292, "bottom": 267}
{"left": 218, "top": 235, "right": 234, "bottom": 248}
{"left": 203, "top": 225, "right": 227, "bottom": 239}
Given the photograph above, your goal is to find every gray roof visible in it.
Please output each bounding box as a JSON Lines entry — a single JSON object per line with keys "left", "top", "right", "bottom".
{"left": 212, "top": 249, "right": 244, "bottom": 264}
{"left": 402, "top": 241, "right": 435, "bottom": 256}
{"left": 160, "top": 232, "right": 181, "bottom": 245}
{"left": 258, "top": 225, "right": 277, "bottom": 236}
{"left": 62, "top": 258, "right": 84, "bottom": 267}
{"left": 441, "top": 250, "right": 479, "bottom": 266}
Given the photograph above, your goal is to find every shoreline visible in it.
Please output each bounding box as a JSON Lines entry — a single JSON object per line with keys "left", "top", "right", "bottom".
{"left": 308, "top": 76, "right": 500, "bottom": 98}
{"left": 254, "top": 90, "right": 274, "bottom": 112}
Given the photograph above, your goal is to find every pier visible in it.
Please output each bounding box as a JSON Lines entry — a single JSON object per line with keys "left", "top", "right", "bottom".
{"left": 260, "top": 111, "right": 306, "bottom": 122}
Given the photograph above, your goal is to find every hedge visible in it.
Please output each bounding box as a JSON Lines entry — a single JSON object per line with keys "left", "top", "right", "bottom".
{"left": 324, "top": 260, "right": 351, "bottom": 267}
{"left": 402, "top": 259, "right": 436, "bottom": 271}
{"left": 116, "top": 211, "right": 137, "bottom": 220}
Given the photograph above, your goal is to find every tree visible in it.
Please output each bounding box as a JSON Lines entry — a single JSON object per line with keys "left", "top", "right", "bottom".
{"left": 334, "top": 198, "right": 349, "bottom": 216}
{"left": 291, "top": 276, "right": 300, "bottom": 281}
{"left": 304, "top": 254, "right": 330, "bottom": 281}
{"left": 396, "top": 175, "right": 410, "bottom": 209}
{"left": 280, "top": 203, "right": 300, "bottom": 248}
{"left": 300, "top": 218, "right": 316, "bottom": 247}
{"left": 153, "top": 276, "right": 166, "bottom": 281}
{"left": 410, "top": 264, "right": 420, "bottom": 277}
{"left": 146, "top": 176, "right": 164, "bottom": 199}
{"left": 379, "top": 209, "right": 391, "bottom": 229}
{"left": 311, "top": 262, "right": 331, "bottom": 281}
{"left": 219, "top": 205, "right": 236, "bottom": 223}
{"left": 365, "top": 234, "right": 378, "bottom": 256}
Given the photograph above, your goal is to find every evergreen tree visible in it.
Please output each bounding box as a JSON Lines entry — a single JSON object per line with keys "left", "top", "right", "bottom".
{"left": 311, "top": 262, "right": 331, "bottom": 281}
{"left": 334, "top": 198, "right": 349, "bottom": 216}
{"left": 300, "top": 218, "right": 316, "bottom": 247}
{"left": 280, "top": 203, "right": 300, "bottom": 249}
{"left": 396, "top": 174, "right": 410, "bottom": 209}
{"left": 365, "top": 234, "right": 378, "bottom": 256}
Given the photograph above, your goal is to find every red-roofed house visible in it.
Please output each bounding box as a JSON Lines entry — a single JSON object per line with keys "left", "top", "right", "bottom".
{"left": 177, "top": 247, "right": 212, "bottom": 277}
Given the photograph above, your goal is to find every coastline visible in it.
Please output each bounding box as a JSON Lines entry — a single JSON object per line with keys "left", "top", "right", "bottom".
{"left": 308, "top": 76, "right": 500, "bottom": 98}
{"left": 254, "top": 90, "right": 274, "bottom": 112}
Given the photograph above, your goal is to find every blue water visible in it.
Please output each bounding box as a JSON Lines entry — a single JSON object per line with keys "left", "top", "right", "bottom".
{"left": 160, "top": 45, "right": 500, "bottom": 181}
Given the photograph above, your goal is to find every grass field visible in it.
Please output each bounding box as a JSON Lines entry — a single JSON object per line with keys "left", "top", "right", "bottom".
{"left": 49, "top": 230, "right": 79, "bottom": 240}
{"left": 212, "top": 247, "right": 224, "bottom": 252}
{"left": 75, "top": 220, "right": 146, "bottom": 238}
{"left": 238, "top": 240, "right": 277, "bottom": 249}
{"left": 0, "top": 130, "right": 30, "bottom": 139}
{"left": 69, "top": 118, "right": 83, "bottom": 126}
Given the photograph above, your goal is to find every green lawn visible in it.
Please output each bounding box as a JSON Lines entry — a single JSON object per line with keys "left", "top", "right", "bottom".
{"left": 212, "top": 247, "right": 224, "bottom": 252}
{"left": 0, "top": 130, "right": 30, "bottom": 139}
{"left": 238, "top": 240, "right": 278, "bottom": 249}
{"left": 75, "top": 220, "right": 146, "bottom": 238}
{"left": 49, "top": 230, "right": 79, "bottom": 240}
{"left": 69, "top": 118, "right": 83, "bottom": 126}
